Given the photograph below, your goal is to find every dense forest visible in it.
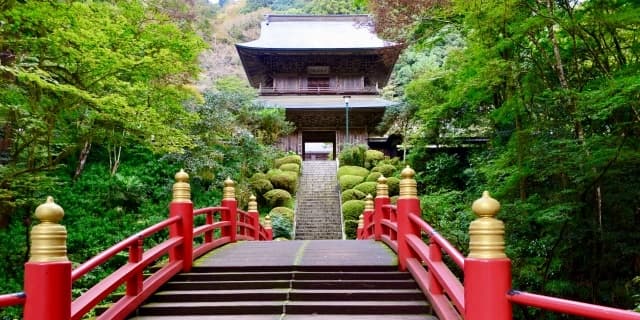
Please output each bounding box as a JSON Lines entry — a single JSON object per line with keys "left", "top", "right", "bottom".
{"left": 1, "top": 0, "right": 639, "bottom": 319}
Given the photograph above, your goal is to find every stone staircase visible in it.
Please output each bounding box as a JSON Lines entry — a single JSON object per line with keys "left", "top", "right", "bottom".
{"left": 128, "top": 240, "right": 435, "bottom": 319}
{"left": 294, "top": 161, "right": 343, "bottom": 240}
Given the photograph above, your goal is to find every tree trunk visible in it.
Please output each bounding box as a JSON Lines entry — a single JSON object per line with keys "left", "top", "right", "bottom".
{"left": 73, "top": 140, "right": 92, "bottom": 180}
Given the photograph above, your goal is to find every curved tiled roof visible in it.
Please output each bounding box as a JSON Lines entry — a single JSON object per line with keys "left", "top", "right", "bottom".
{"left": 237, "top": 15, "right": 399, "bottom": 50}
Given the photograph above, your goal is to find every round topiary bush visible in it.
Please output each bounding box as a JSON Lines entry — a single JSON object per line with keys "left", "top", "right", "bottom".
{"left": 250, "top": 178, "right": 273, "bottom": 197}
{"left": 263, "top": 189, "right": 292, "bottom": 207}
{"left": 269, "top": 171, "right": 298, "bottom": 194}
{"left": 371, "top": 164, "right": 397, "bottom": 178}
{"left": 353, "top": 182, "right": 377, "bottom": 198}
{"left": 250, "top": 172, "right": 268, "bottom": 181}
{"left": 270, "top": 207, "right": 294, "bottom": 239}
{"left": 342, "top": 199, "right": 365, "bottom": 221}
{"left": 279, "top": 163, "right": 300, "bottom": 174}
{"left": 365, "top": 171, "right": 383, "bottom": 182}
{"left": 339, "top": 175, "right": 365, "bottom": 191}
{"left": 387, "top": 176, "right": 400, "bottom": 196}
{"left": 266, "top": 168, "right": 283, "bottom": 179}
{"left": 337, "top": 165, "right": 369, "bottom": 178}
{"left": 341, "top": 189, "right": 366, "bottom": 203}
{"left": 344, "top": 219, "right": 359, "bottom": 239}
{"left": 274, "top": 154, "right": 302, "bottom": 168}
{"left": 364, "top": 149, "right": 385, "bottom": 169}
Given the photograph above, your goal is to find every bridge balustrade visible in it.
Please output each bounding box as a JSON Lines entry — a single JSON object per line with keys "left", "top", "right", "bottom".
{"left": 0, "top": 170, "right": 272, "bottom": 320}
{"left": 357, "top": 166, "right": 640, "bottom": 320}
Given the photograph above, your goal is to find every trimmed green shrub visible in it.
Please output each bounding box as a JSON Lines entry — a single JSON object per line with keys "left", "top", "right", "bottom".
{"left": 371, "top": 164, "right": 397, "bottom": 177}
{"left": 250, "top": 178, "right": 273, "bottom": 197}
{"left": 266, "top": 168, "right": 283, "bottom": 179}
{"left": 387, "top": 177, "right": 400, "bottom": 196}
{"left": 338, "top": 144, "right": 367, "bottom": 167}
{"left": 270, "top": 207, "right": 294, "bottom": 239}
{"left": 250, "top": 172, "right": 268, "bottom": 181}
{"left": 279, "top": 163, "right": 300, "bottom": 174}
{"left": 263, "top": 189, "right": 292, "bottom": 207}
{"left": 353, "top": 182, "right": 377, "bottom": 198}
{"left": 274, "top": 154, "right": 302, "bottom": 168}
{"left": 344, "top": 219, "right": 359, "bottom": 239}
{"left": 339, "top": 175, "right": 365, "bottom": 191}
{"left": 390, "top": 196, "right": 399, "bottom": 205}
{"left": 342, "top": 199, "right": 365, "bottom": 221}
{"left": 337, "top": 165, "right": 369, "bottom": 178}
{"left": 365, "top": 171, "right": 383, "bottom": 182}
{"left": 270, "top": 171, "right": 298, "bottom": 193}
{"left": 364, "top": 149, "right": 385, "bottom": 169}
{"left": 341, "top": 189, "right": 366, "bottom": 203}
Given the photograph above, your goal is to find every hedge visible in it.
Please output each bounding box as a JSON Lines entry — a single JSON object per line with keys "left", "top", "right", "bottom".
{"left": 274, "top": 154, "right": 302, "bottom": 168}
{"left": 270, "top": 207, "right": 294, "bottom": 239}
{"left": 250, "top": 178, "right": 273, "bottom": 198}
{"left": 279, "top": 163, "right": 300, "bottom": 174}
{"left": 387, "top": 176, "right": 400, "bottom": 196}
{"left": 371, "top": 164, "right": 397, "bottom": 177}
{"left": 339, "top": 175, "right": 365, "bottom": 191}
{"left": 364, "top": 149, "right": 385, "bottom": 169}
{"left": 341, "top": 189, "right": 366, "bottom": 203}
{"left": 263, "top": 189, "right": 292, "bottom": 207}
{"left": 365, "top": 171, "right": 383, "bottom": 182}
{"left": 353, "top": 182, "right": 377, "bottom": 198}
{"left": 344, "top": 219, "right": 359, "bottom": 239}
{"left": 337, "top": 165, "right": 369, "bottom": 178}
{"left": 342, "top": 199, "right": 365, "bottom": 221}
{"left": 269, "top": 171, "right": 298, "bottom": 194}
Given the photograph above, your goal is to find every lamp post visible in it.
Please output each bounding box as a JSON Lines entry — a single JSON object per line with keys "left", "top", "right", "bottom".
{"left": 344, "top": 95, "right": 351, "bottom": 146}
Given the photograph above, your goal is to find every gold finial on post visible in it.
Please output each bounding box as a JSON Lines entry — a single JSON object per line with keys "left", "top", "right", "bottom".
{"left": 172, "top": 169, "right": 191, "bottom": 203}
{"left": 358, "top": 214, "right": 364, "bottom": 229}
{"left": 263, "top": 215, "right": 272, "bottom": 228}
{"left": 29, "top": 197, "right": 68, "bottom": 262}
{"left": 376, "top": 176, "right": 388, "bottom": 198}
{"left": 248, "top": 195, "right": 258, "bottom": 212}
{"left": 468, "top": 191, "right": 506, "bottom": 259}
{"left": 365, "top": 194, "right": 374, "bottom": 211}
{"left": 399, "top": 166, "right": 417, "bottom": 199}
{"left": 223, "top": 177, "right": 235, "bottom": 200}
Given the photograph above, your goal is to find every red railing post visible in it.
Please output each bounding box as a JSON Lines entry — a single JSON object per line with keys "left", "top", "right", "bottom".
{"left": 248, "top": 195, "right": 260, "bottom": 240}
{"left": 428, "top": 241, "right": 444, "bottom": 295}
{"left": 464, "top": 191, "right": 512, "bottom": 320}
{"left": 264, "top": 215, "right": 273, "bottom": 240}
{"left": 396, "top": 166, "right": 421, "bottom": 271}
{"left": 126, "top": 236, "right": 144, "bottom": 296}
{"left": 24, "top": 197, "right": 71, "bottom": 320}
{"left": 362, "top": 194, "right": 374, "bottom": 239}
{"left": 170, "top": 169, "right": 194, "bottom": 272}
{"left": 221, "top": 177, "right": 238, "bottom": 243}
{"left": 374, "top": 176, "right": 389, "bottom": 241}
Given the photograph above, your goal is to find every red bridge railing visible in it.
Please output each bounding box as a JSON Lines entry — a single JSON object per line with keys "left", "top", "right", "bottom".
{"left": 357, "top": 167, "right": 640, "bottom": 320}
{"left": 0, "top": 170, "right": 272, "bottom": 320}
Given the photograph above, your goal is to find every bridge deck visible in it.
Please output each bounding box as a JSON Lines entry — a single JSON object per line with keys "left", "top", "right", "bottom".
{"left": 195, "top": 240, "right": 397, "bottom": 268}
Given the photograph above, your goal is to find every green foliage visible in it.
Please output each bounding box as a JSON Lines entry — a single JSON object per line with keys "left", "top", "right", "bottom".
{"left": 339, "top": 175, "right": 365, "bottom": 192}
{"left": 364, "top": 150, "right": 385, "bottom": 169}
{"left": 344, "top": 219, "right": 359, "bottom": 239}
{"left": 338, "top": 144, "right": 368, "bottom": 167}
{"left": 337, "top": 166, "right": 369, "bottom": 178}
{"left": 341, "top": 189, "right": 366, "bottom": 203}
{"left": 353, "top": 182, "right": 377, "bottom": 198}
{"left": 371, "top": 164, "right": 397, "bottom": 178}
{"left": 366, "top": 171, "right": 383, "bottom": 182}
{"left": 390, "top": 196, "right": 399, "bottom": 205}
{"left": 250, "top": 178, "right": 273, "bottom": 199}
{"left": 269, "top": 207, "right": 294, "bottom": 239}
{"left": 263, "top": 189, "right": 292, "bottom": 207}
{"left": 387, "top": 177, "right": 400, "bottom": 197}
{"left": 251, "top": 172, "right": 268, "bottom": 181}
{"left": 341, "top": 200, "right": 365, "bottom": 221}
{"left": 274, "top": 154, "right": 302, "bottom": 168}
{"left": 269, "top": 171, "right": 298, "bottom": 194}
{"left": 279, "top": 163, "right": 300, "bottom": 174}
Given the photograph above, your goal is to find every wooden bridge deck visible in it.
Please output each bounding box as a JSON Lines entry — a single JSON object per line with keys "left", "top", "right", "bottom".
{"left": 195, "top": 240, "right": 398, "bottom": 269}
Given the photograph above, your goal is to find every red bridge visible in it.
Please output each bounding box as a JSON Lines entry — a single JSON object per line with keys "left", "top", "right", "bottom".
{"left": 1, "top": 168, "right": 639, "bottom": 320}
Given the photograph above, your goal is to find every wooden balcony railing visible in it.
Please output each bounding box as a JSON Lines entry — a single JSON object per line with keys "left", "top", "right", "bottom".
{"left": 259, "top": 85, "right": 379, "bottom": 95}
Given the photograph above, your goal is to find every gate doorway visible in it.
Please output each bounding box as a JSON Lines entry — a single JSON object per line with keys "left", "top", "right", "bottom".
{"left": 302, "top": 131, "right": 336, "bottom": 160}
